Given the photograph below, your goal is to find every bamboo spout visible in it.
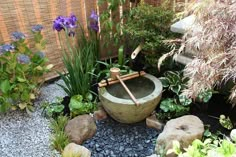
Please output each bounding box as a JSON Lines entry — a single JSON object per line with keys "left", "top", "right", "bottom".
{"left": 109, "top": 68, "right": 140, "bottom": 106}
{"left": 131, "top": 44, "right": 142, "bottom": 59}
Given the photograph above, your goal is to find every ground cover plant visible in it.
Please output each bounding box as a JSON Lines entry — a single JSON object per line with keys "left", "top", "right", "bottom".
{"left": 41, "top": 97, "right": 64, "bottom": 118}
{"left": 169, "top": 129, "right": 236, "bottom": 157}
{"left": 157, "top": 71, "right": 191, "bottom": 120}
{"left": 0, "top": 25, "right": 52, "bottom": 113}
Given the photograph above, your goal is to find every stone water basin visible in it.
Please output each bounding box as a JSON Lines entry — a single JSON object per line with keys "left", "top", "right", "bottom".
{"left": 99, "top": 74, "right": 162, "bottom": 123}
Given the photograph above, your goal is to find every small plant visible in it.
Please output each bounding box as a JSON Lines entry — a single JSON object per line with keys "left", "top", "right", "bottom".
{"left": 41, "top": 97, "right": 64, "bottom": 118}
{"left": 69, "top": 94, "right": 96, "bottom": 117}
{"left": 169, "top": 130, "right": 236, "bottom": 157}
{"left": 0, "top": 25, "right": 52, "bottom": 113}
{"left": 158, "top": 98, "right": 190, "bottom": 120}
{"left": 219, "top": 115, "right": 234, "bottom": 130}
{"left": 157, "top": 71, "right": 191, "bottom": 120}
{"left": 157, "top": 70, "right": 215, "bottom": 120}
{"left": 159, "top": 71, "right": 188, "bottom": 95}
{"left": 50, "top": 115, "right": 69, "bottom": 153}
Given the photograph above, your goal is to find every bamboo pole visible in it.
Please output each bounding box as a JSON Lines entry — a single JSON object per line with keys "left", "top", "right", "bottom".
{"left": 116, "top": 74, "right": 140, "bottom": 106}
{"left": 131, "top": 44, "right": 143, "bottom": 59}
{"left": 98, "top": 71, "right": 146, "bottom": 87}
{"left": 99, "top": 69, "right": 144, "bottom": 106}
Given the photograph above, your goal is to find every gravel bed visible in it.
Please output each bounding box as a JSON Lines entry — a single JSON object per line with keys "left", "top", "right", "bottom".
{"left": 0, "top": 79, "right": 160, "bottom": 157}
{"left": 83, "top": 117, "right": 160, "bottom": 157}
{"left": 0, "top": 79, "right": 66, "bottom": 157}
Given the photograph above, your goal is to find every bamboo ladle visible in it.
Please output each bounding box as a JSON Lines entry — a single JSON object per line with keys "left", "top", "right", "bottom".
{"left": 110, "top": 67, "right": 140, "bottom": 106}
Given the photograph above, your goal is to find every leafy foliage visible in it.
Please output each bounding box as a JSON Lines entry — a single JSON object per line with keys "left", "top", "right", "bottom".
{"left": 124, "top": 2, "right": 174, "bottom": 52}
{"left": 157, "top": 71, "right": 191, "bottom": 120}
{"left": 196, "top": 90, "right": 213, "bottom": 103}
{"left": 69, "top": 94, "right": 96, "bottom": 117}
{"left": 50, "top": 115, "right": 69, "bottom": 153}
{"left": 158, "top": 98, "right": 189, "bottom": 120}
{"left": 98, "top": 0, "right": 126, "bottom": 49}
{"left": 41, "top": 97, "right": 64, "bottom": 118}
{"left": 0, "top": 25, "right": 51, "bottom": 113}
{"left": 159, "top": 71, "right": 188, "bottom": 95}
{"left": 170, "top": 130, "right": 236, "bottom": 157}
{"left": 219, "top": 115, "right": 234, "bottom": 130}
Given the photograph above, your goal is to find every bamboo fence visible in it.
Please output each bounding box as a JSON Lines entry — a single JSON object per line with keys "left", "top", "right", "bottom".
{"left": 0, "top": 0, "right": 188, "bottom": 80}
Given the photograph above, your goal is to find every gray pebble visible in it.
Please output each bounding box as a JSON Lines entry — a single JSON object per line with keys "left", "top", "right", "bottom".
{"left": 0, "top": 79, "right": 66, "bottom": 157}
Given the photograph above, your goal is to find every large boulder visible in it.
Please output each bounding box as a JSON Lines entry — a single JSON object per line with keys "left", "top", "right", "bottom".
{"left": 65, "top": 114, "right": 97, "bottom": 144}
{"left": 62, "top": 143, "right": 91, "bottom": 157}
{"left": 156, "top": 115, "right": 204, "bottom": 157}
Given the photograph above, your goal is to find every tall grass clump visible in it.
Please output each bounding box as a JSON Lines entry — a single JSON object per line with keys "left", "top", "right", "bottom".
{"left": 50, "top": 115, "right": 69, "bottom": 153}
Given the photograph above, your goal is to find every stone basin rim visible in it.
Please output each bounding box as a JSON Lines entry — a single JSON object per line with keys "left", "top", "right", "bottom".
{"left": 100, "top": 74, "right": 163, "bottom": 105}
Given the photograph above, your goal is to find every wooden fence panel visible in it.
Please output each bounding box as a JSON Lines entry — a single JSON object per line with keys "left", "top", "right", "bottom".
{"left": 0, "top": 0, "right": 188, "bottom": 80}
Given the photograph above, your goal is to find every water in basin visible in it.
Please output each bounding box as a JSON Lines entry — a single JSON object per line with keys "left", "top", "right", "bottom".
{"left": 106, "top": 77, "right": 155, "bottom": 99}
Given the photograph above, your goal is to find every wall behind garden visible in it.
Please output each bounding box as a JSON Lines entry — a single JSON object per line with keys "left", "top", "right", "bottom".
{"left": 0, "top": 0, "right": 188, "bottom": 80}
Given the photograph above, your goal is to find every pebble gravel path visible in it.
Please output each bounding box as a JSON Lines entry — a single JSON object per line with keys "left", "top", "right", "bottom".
{"left": 0, "top": 80, "right": 66, "bottom": 157}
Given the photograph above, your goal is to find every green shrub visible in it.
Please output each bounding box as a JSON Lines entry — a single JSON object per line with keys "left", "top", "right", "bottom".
{"left": 0, "top": 25, "right": 52, "bottom": 113}
{"left": 124, "top": 1, "right": 178, "bottom": 75}
{"left": 124, "top": 2, "right": 174, "bottom": 52}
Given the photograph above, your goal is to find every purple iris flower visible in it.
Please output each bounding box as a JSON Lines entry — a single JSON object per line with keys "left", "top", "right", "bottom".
{"left": 17, "top": 54, "right": 30, "bottom": 64}
{"left": 90, "top": 23, "right": 99, "bottom": 32}
{"left": 53, "top": 16, "right": 65, "bottom": 32}
{"left": 70, "top": 14, "right": 77, "bottom": 26}
{"left": 11, "top": 32, "right": 25, "bottom": 41}
{"left": 32, "top": 24, "right": 43, "bottom": 32}
{"left": 53, "top": 14, "right": 77, "bottom": 32}
{"left": 0, "top": 44, "right": 15, "bottom": 55}
{"left": 89, "top": 11, "right": 99, "bottom": 32}
{"left": 35, "top": 51, "right": 45, "bottom": 58}
{"left": 90, "top": 10, "right": 98, "bottom": 22}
